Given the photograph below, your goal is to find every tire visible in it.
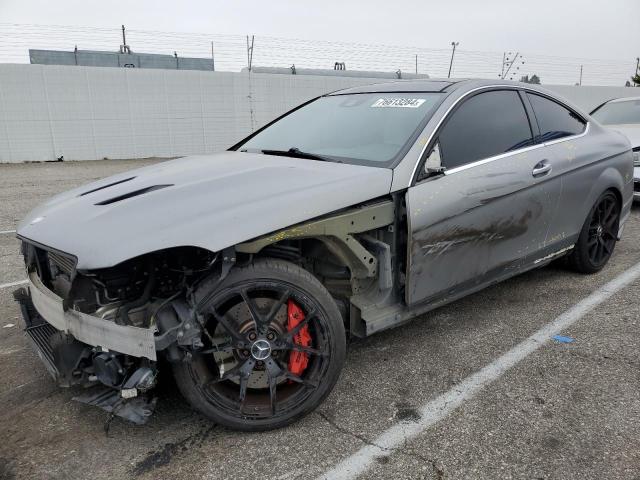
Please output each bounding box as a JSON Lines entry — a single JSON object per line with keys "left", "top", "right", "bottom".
{"left": 568, "top": 190, "right": 620, "bottom": 274}
{"left": 172, "top": 258, "right": 346, "bottom": 431}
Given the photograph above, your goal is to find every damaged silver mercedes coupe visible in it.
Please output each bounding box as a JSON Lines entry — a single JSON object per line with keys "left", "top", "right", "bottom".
{"left": 15, "top": 79, "right": 633, "bottom": 430}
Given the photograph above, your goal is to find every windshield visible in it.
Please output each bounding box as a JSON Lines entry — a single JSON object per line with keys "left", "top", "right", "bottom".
{"left": 591, "top": 99, "right": 640, "bottom": 125}
{"left": 237, "top": 92, "right": 444, "bottom": 166}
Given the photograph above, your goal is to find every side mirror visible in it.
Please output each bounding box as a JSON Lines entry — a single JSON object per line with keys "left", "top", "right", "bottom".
{"left": 424, "top": 142, "right": 446, "bottom": 177}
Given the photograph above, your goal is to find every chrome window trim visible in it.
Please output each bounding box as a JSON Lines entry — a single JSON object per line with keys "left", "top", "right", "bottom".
{"left": 443, "top": 143, "right": 545, "bottom": 175}
{"left": 410, "top": 84, "right": 589, "bottom": 183}
{"left": 541, "top": 121, "right": 590, "bottom": 147}
{"left": 444, "top": 122, "right": 590, "bottom": 176}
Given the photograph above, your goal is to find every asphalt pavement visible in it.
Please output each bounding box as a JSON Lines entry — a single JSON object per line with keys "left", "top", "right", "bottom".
{"left": 0, "top": 159, "right": 638, "bottom": 480}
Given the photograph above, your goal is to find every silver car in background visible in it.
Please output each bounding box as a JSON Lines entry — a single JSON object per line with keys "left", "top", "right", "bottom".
{"left": 15, "top": 79, "right": 634, "bottom": 430}
{"left": 591, "top": 96, "right": 640, "bottom": 199}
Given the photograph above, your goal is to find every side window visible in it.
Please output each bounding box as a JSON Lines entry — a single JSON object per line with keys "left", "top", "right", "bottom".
{"left": 527, "top": 93, "right": 586, "bottom": 142}
{"left": 437, "top": 90, "right": 533, "bottom": 170}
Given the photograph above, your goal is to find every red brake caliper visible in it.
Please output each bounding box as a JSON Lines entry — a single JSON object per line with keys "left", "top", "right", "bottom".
{"left": 287, "top": 299, "right": 312, "bottom": 376}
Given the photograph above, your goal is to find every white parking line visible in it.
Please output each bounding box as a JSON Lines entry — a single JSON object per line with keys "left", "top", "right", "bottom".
{"left": 0, "top": 280, "right": 27, "bottom": 290}
{"left": 0, "top": 230, "right": 16, "bottom": 235}
{"left": 318, "top": 261, "right": 640, "bottom": 480}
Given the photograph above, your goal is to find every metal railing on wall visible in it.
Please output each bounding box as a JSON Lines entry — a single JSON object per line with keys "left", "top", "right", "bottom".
{"left": 0, "top": 23, "right": 637, "bottom": 86}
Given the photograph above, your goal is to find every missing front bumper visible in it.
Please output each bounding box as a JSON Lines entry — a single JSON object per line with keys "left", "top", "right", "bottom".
{"left": 26, "top": 270, "right": 157, "bottom": 360}
{"left": 14, "top": 284, "right": 159, "bottom": 424}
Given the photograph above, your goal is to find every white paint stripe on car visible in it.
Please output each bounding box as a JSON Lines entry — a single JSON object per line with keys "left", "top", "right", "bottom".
{"left": 318, "top": 261, "right": 640, "bottom": 480}
{"left": 0, "top": 230, "right": 16, "bottom": 235}
{"left": 0, "top": 280, "right": 27, "bottom": 290}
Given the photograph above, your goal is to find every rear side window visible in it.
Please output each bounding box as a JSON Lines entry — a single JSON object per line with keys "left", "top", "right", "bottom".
{"left": 438, "top": 90, "right": 533, "bottom": 170}
{"left": 527, "top": 93, "right": 586, "bottom": 142}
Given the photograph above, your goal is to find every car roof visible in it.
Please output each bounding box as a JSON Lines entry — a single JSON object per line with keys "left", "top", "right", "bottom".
{"left": 604, "top": 96, "right": 640, "bottom": 104}
{"left": 329, "top": 79, "right": 460, "bottom": 94}
{"left": 328, "top": 78, "right": 550, "bottom": 96}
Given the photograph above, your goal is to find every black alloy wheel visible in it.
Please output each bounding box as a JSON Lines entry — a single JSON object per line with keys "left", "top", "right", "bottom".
{"left": 172, "top": 258, "right": 346, "bottom": 431}
{"left": 569, "top": 191, "right": 620, "bottom": 273}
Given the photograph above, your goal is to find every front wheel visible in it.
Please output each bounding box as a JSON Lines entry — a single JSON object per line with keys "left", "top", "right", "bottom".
{"left": 568, "top": 191, "right": 620, "bottom": 274}
{"left": 172, "top": 258, "right": 346, "bottom": 431}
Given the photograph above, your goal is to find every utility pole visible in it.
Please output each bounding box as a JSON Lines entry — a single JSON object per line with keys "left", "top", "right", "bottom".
{"left": 246, "top": 35, "right": 255, "bottom": 72}
{"left": 501, "top": 52, "right": 524, "bottom": 80}
{"left": 120, "top": 25, "right": 130, "bottom": 54}
{"left": 415, "top": 54, "right": 418, "bottom": 75}
{"left": 448, "top": 42, "right": 459, "bottom": 78}
{"left": 211, "top": 41, "right": 215, "bottom": 71}
{"left": 579, "top": 65, "right": 583, "bottom": 86}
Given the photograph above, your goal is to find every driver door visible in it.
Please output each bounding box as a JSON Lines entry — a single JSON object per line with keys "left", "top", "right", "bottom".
{"left": 406, "top": 89, "right": 561, "bottom": 305}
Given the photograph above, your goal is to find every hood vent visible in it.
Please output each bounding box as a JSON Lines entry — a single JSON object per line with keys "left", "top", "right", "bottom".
{"left": 95, "top": 184, "right": 173, "bottom": 205}
{"left": 79, "top": 176, "right": 136, "bottom": 196}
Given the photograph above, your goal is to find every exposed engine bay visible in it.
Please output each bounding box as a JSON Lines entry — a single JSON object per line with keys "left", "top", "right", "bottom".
{"left": 15, "top": 199, "right": 397, "bottom": 425}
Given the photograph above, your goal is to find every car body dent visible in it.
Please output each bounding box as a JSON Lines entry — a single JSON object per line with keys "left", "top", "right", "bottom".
{"left": 405, "top": 146, "right": 559, "bottom": 304}
{"left": 17, "top": 152, "right": 393, "bottom": 270}
{"left": 403, "top": 84, "right": 632, "bottom": 306}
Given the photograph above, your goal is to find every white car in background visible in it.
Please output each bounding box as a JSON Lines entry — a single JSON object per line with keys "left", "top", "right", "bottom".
{"left": 591, "top": 96, "right": 640, "bottom": 200}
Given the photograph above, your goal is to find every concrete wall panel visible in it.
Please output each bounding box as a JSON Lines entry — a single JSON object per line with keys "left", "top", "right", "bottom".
{"left": 0, "top": 64, "right": 637, "bottom": 162}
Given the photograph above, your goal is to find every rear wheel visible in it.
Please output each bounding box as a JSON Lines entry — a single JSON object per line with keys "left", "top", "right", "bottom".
{"left": 172, "top": 258, "right": 346, "bottom": 431}
{"left": 568, "top": 191, "right": 620, "bottom": 274}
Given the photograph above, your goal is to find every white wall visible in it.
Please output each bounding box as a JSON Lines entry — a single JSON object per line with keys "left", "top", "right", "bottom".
{"left": 0, "top": 64, "right": 380, "bottom": 162}
{"left": 0, "top": 64, "right": 637, "bottom": 163}
{"left": 546, "top": 85, "right": 637, "bottom": 113}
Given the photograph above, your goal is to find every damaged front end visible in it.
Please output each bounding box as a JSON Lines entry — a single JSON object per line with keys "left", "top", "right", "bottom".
{"left": 14, "top": 241, "right": 221, "bottom": 424}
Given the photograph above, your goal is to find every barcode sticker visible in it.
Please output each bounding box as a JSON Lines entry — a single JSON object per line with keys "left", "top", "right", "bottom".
{"left": 371, "top": 98, "right": 426, "bottom": 108}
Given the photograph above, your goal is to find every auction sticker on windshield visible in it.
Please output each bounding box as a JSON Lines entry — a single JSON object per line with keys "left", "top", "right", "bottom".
{"left": 371, "top": 98, "right": 426, "bottom": 108}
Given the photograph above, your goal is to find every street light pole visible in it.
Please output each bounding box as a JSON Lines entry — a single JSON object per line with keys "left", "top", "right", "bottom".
{"left": 579, "top": 65, "right": 583, "bottom": 86}
{"left": 448, "top": 41, "right": 459, "bottom": 78}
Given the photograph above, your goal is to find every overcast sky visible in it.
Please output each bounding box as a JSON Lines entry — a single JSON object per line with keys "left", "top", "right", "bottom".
{"left": 1, "top": 0, "right": 639, "bottom": 61}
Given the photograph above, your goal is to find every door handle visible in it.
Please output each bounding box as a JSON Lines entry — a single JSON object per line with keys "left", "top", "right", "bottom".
{"left": 532, "top": 160, "right": 552, "bottom": 177}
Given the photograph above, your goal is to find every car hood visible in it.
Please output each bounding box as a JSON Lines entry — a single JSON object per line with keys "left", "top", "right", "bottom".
{"left": 605, "top": 124, "right": 640, "bottom": 148}
{"left": 17, "top": 152, "right": 393, "bottom": 269}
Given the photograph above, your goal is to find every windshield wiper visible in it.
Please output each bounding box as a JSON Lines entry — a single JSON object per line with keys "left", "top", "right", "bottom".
{"left": 260, "top": 147, "right": 341, "bottom": 163}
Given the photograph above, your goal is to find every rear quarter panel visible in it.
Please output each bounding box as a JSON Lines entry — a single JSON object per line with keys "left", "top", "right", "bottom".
{"left": 546, "top": 124, "right": 633, "bottom": 243}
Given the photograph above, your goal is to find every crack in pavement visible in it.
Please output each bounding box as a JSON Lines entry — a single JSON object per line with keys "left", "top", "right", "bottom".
{"left": 315, "top": 410, "right": 379, "bottom": 449}
{"left": 315, "top": 411, "right": 444, "bottom": 478}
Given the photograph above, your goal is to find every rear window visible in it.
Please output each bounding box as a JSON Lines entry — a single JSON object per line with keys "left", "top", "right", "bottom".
{"left": 527, "top": 93, "right": 586, "bottom": 142}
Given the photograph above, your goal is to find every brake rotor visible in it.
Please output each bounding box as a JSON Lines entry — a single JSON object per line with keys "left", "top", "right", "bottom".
{"left": 210, "top": 296, "right": 288, "bottom": 389}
